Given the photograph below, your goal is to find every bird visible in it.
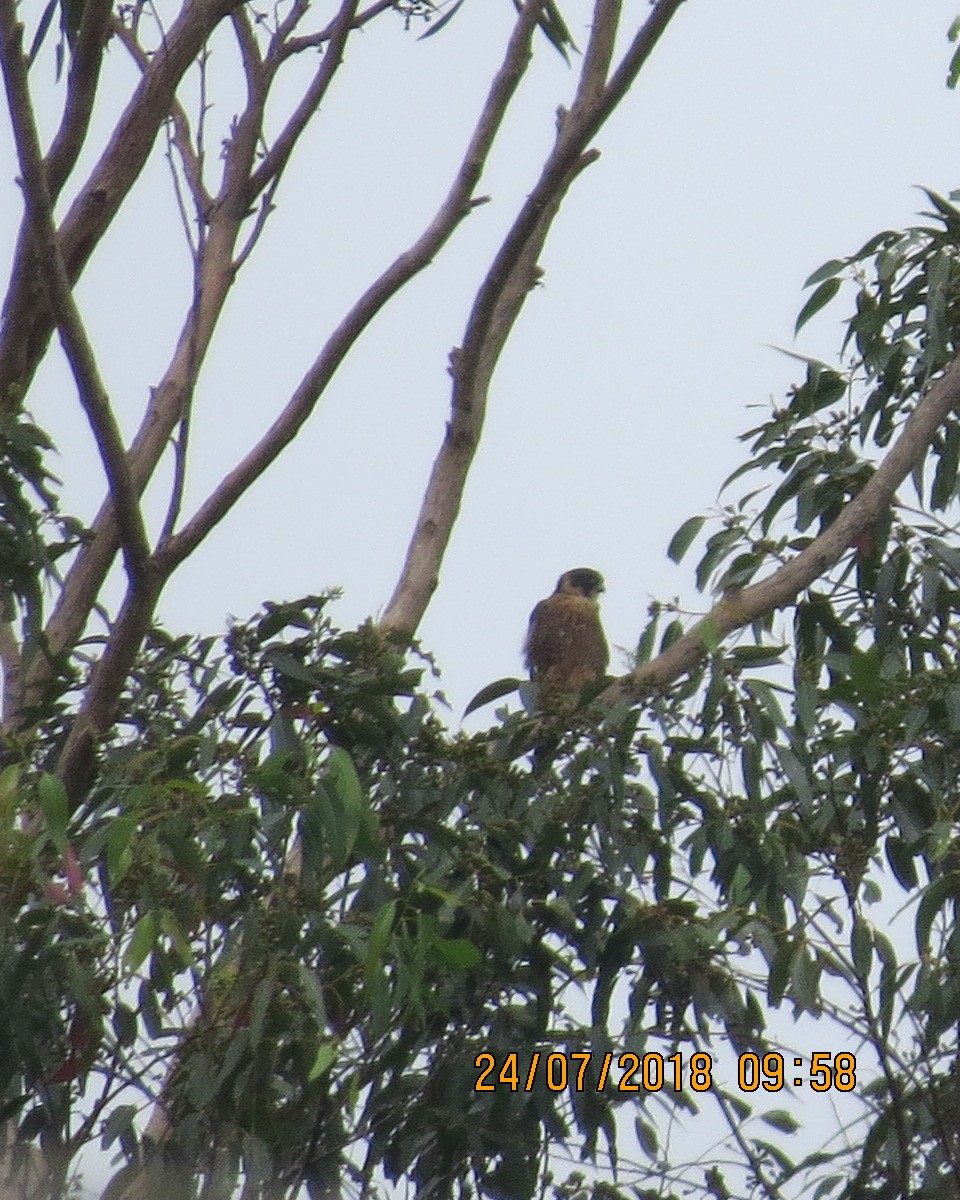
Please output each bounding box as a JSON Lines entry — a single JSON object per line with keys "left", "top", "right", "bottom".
{"left": 523, "top": 568, "right": 609, "bottom": 702}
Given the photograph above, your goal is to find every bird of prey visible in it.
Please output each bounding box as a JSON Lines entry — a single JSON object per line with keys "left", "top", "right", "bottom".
{"left": 523, "top": 568, "right": 609, "bottom": 700}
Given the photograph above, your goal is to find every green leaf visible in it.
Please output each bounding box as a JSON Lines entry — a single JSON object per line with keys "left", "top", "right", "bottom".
{"left": 795, "top": 278, "right": 841, "bottom": 334}
{"left": 106, "top": 815, "right": 136, "bottom": 886}
{"left": 417, "top": 0, "right": 467, "bottom": 40}
{"left": 634, "top": 1116, "right": 658, "bottom": 1159}
{"left": 932, "top": 419, "right": 960, "bottom": 510}
{"left": 634, "top": 609, "right": 660, "bottom": 665}
{"left": 730, "top": 645, "right": 787, "bottom": 668}
{"left": 307, "top": 1040, "right": 337, "bottom": 1082}
{"left": 885, "top": 836, "right": 918, "bottom": 890}
{"left": 125, "top": 912, "right": 157, "bottom": 973}
{"left": 463, "top": 676, "right": 522, "bottom": 717}
{"left": 851, "top": 916, "right": 872, "bottom": 978}
{"left": 367, "top": 901, "right": 396, "bottom": 974}
{"left": 803, "top": 258, "right": 846, "bottom": 287}
{"left": 768, "top": 939, "right": 797, "bottom": 1006}
{"left": 776, "top": 745, "right": 814, "bottom": 814}
{"left": 949, "top": 41, "right": 960, "bottom": 88}
{"left": 667, "top": 515, "right": 706, "bottom": 564}
{"left": 916, "top": 875, "right": 956, "bottom": 953}
{"left": 38, "top": 773, "right": 68, "bottom": 843}
{"left": 325, "top": 747, "right": 364, "bottom": 858}
{"left": 751, "top": 1140, "right": 795, "bottom": 1174}
{"left": 27, "top": 0, "right": 59, "bottom": 66}
{"left": 158, "top": 909, "right": 195, "bottom": 969}
{"left": 432, "top": 936, "right": 481, "bottom": 970}
{"left": 761, "top": 1109, "right": 799, "bottom": 1134}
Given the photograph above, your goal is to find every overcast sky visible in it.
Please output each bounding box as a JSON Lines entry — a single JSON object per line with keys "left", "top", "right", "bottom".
{"left": 3, "top": 1, "right": 959, "bottom": 719}
{"left": 2, "top": 4, "right": 958, "bottom": 1192}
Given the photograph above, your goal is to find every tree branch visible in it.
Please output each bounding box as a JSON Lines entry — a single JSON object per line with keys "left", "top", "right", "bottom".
{"left": 0, "top": 0, "right": 241, "bottom": 412}
{"left": 43, "top": 0, "right": 113, "bottom": 198}
{"left": 246, "top": 0, "right": 360, "bottom": 202}
{"left": 111, "top": 19, "right": 213, "bottom": 223}
{"left": 380, "top": 0, "right": 686, "bottom": 636}
{"left": 279, "top": 0, "right": 394, "bottom": 60}
{"left": 153, "top": 0, "right": 547, "bottom": 572}
{"left": 613, "top": 352, "right": 960, "bottom": 701}
{"left": 0, "top": 8, "right": 151, "bottom": 584}
{"left": 571, "top": 0, "right": 620, "bottom": 112}
{"left": 18, "top": 0, "right": 393, "bottom": 716}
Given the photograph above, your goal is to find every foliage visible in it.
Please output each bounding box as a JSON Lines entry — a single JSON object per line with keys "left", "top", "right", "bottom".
{"left": 7, "top": 6, "right": 960, "bottom": 1200}
{"left": 0, "top": 595, "right": 773, "bottom": 1200}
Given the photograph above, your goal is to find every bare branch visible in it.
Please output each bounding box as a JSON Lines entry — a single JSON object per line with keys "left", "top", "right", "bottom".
{"left": 279, "top": 0, "right": 394, "bottom": 60}
{"left": 43, "top": 0, "right": 113, "bottom": 198}
{"left": 272, "top": 0, "right": 311, "bottom": 51}
{"left": 0, "top": 9, "right": 151, "bottom": 584}
{"left": 111, "top": 20, "right": 213, "bottom": 220}
{"left": 595, "top": 0, "right": 687, "bottom": 131}
{"left": 611, "top": 352, "right": 960, "bottom": 701}
{"left": 153, "top": 0, "right": 547, "bottom": 572}
{"left": 571, "top": 0, "right": 620, "bottom": 111}
{"left": 381, "top": 146, "right": 598, "bottom": 635}
{"left": 0, "top": 0, "right": 241, "bottom": 411}
{"left": 246, "top": 0, "right": 360, "bottom": 203}
{"left": 381, "top": 0, "right": 685, "bottom": 635}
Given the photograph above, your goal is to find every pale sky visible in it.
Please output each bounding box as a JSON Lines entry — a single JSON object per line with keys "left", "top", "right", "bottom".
{"left": 4, "top": 3, "right": 959, "bottom": 718}
{"left": 2, "top": 4, "right": 959, "bottom": 1193}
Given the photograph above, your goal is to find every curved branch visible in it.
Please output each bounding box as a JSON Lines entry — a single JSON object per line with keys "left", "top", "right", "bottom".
{"left": 614, "top": 352, "right": 960, "bottom": 701}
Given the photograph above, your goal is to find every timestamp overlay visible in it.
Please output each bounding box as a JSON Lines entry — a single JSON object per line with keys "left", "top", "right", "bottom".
{"left": 473, "top": 1051, "right": 857, "bottom": 1095}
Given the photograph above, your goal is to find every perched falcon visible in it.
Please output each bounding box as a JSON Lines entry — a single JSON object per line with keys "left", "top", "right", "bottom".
{"left": 523, "top": 568, "right": 609, "bottom": 699}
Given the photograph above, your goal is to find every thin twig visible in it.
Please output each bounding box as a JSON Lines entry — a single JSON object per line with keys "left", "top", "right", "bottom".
{"left": 246, "top": 0, "right": 360, "bottom": 203}
{"left": 279, "top": 0, "right": 393, "bottom": 60}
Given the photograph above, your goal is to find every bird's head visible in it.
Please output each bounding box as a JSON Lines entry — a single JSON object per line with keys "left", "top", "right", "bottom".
{"left": 556, "top": 568, "right": 605, "bottom": 599}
